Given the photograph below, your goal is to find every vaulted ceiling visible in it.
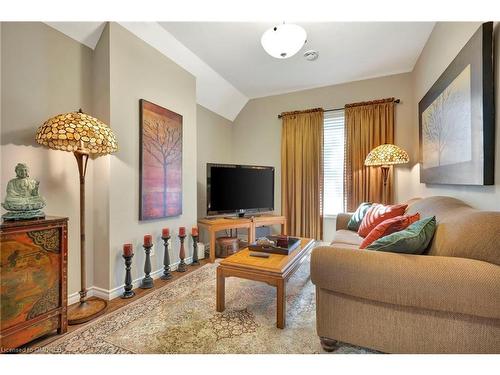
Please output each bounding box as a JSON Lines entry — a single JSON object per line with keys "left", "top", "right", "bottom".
{"left": 161, "top": 22, "right": 435, "bottom": 99}
{"left": 46, "top": 22, "right": 435, "bottom": 120}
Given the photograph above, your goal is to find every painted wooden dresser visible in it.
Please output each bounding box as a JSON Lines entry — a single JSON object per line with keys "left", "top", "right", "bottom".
{"left": 0, "top": 216, "right": 68, "bottom": 350}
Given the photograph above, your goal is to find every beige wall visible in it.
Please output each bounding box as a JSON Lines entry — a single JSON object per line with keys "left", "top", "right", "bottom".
{"left": 106, "top": 23, "right": 197, "bottom": 290}
{"left": 91, "top": 23, "right": 111, "bottom": 291}
{"left": 231, "top": 73, "right": 414, "bottom": 241}
{"left": 1, "top": 22, "right": 95, "bottom": 295}
{"left": 196, "top": 104, "right": 233, "bottom": 219}
{"left": 408, "top": 22, "right": 500, "bottom": 210}
{"left": 1, "top": 22, "right": 199, "bottom": 297}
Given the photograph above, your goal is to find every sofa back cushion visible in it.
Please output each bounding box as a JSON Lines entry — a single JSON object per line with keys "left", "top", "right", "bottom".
{"left": 405, "top": 196, "right": 500, "bottom": 265}
{"left": 357, "top": 203, "right": 408, "bottom": 237}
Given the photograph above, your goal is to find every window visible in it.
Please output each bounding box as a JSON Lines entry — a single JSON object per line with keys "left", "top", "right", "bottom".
{"left": 323, "top": 110, "right": 345, "bottom": 216}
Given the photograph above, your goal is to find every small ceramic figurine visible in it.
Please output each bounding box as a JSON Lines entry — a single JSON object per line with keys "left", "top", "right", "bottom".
{"left": 2, "top": 163, "right": 46, "bottom": 220}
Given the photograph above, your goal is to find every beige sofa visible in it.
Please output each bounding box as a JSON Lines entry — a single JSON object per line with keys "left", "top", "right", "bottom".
{"left": 311, "top": 196, "right": 500, "bottom": 353}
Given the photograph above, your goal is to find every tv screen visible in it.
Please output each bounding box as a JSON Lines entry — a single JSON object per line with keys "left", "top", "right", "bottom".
{"left": 207, "top": 164, "right": 274, "bottom": 216}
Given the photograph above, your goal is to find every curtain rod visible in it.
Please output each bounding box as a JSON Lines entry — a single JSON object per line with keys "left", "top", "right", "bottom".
{"left": 277, "top": 98, "right": 401, "bottom": 119}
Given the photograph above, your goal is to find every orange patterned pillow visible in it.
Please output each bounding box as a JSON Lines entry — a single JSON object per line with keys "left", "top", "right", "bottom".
{"left": 360, "top": 213, "right": 421, "bottom": 249}
{"left": 357, "top": 203, "right": 408, "bottom": 238}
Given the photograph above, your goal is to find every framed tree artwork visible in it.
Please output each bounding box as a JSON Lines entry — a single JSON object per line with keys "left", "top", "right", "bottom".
{"left": 419, "top": 22, "right": 494, "bottom": 185}
{"left": 139, "top": 99, "right": 182, "bottom": 220}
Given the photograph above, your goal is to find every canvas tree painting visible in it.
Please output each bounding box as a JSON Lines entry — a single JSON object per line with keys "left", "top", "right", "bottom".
{"left": 422, "top": 66, "right": 472, "bottom": 170}
{"left": 140, "top": 99, "right": 182, "bottom": 220}
{"left": 418, "top": 22, "right": 494, "bottom": 185}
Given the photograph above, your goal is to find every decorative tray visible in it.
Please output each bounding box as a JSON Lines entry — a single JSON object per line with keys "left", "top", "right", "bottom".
{"left": 248, "top": 236, "right": 301, "bottom": 255}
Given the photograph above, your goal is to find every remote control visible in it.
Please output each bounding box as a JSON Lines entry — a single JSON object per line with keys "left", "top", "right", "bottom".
{"left": 249, "top": 251, "right": 270, "bottom": 258}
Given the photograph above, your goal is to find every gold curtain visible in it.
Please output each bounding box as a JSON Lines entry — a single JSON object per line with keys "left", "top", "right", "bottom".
{"left": 281, "top": 108, "right": 324, "bottom": 239}
{"left": 344, "top": 99, "right": 395, "bottom": 211}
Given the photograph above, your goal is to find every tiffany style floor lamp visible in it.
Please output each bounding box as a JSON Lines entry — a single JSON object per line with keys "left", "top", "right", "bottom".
{"left": 365, "top": 144, "right": 409, "bottom": 203}
{"left": 36, "top": 109, "right": 118, "bottom": 324}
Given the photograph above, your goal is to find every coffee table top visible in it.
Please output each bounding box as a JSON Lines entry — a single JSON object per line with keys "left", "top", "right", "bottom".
{"left": 219, "top": 237, "right": 315, "bottom": 276}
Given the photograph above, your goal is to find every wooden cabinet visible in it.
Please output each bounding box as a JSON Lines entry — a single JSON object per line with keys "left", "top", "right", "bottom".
{"left": 0, "top": 217, "right": 68, "bottom": 350}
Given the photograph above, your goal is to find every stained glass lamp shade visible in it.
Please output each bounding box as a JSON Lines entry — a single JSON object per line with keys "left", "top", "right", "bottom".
{"left": 35, "top": 110, "right": 118, "bottom": 324}
{"left": 365, "top": 144, "right": 409, "bottom": 185}
{"left": 35, "top": 110, "right": 117, "bottom": 154}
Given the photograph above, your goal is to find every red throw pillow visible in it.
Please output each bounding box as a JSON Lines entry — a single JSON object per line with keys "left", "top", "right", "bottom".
{"left": 360, "top": 213, "right": 421, "bottom": 249}
{"left": 357, "top": 203, "right": 408, "bottom": 237}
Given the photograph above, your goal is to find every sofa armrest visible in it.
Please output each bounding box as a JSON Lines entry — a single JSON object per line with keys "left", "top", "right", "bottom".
{"left": 310, "top": 246, "right": 500, "bottom": 319}
{"left": 335, "top": 213, "right": 353, "bottom": 231}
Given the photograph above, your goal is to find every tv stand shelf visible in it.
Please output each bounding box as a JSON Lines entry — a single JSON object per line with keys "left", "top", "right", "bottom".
{"left": 197, "top": 215, "right": 286, "bottom": 263}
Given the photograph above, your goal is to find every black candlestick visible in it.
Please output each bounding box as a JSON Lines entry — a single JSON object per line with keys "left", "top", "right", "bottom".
{"left": 191, "top": 234, "right": 199, "bottom": 265}
{"left": 140, "top": 243, "right": 154, "bottom": 289}
{"left": 161, "top": 235, "right": 172, "bottom": 280}
{"left": 121, "top": 253, "right": 135, "bottom": 299}
{"left": 177, "top": 234, "right": 187, "bottom": 272}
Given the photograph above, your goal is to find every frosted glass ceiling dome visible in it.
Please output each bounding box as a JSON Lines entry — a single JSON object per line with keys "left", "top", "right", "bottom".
{"left": 261, "top": 23, "right": 307, "bottom": 59}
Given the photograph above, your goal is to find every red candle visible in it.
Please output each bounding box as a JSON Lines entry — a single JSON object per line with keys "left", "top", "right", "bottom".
{"left": 123, "top": 243, "right": 133, "bottom": 257}
{"left": 144, "top": 234, "right": 152, "bottom": 246}
{"left": 162, "top": 227, "right": 170, "bottom": 237}
{"left": 179, "top": 227, "right": 186, "bottom": 236}
{"left": 191, "top": 226, "right": 198, "bottom": 236}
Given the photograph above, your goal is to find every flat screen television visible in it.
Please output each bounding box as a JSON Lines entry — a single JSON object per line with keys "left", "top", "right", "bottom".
{"left": 207, "top": 163, "right": 274, "bottom": 217}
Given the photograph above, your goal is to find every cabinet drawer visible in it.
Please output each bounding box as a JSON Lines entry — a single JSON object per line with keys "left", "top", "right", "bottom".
{"left": 0, "top": 315, "right": 60, "bottom": 351}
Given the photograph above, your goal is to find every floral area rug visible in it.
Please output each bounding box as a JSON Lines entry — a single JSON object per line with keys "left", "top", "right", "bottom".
{"left": 42, "top": 255, "right": 375, "bottom": 354}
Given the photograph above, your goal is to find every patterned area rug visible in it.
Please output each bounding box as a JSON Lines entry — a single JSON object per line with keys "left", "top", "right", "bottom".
{"left": 42, "top": 255, "right": 375, "bottom": 354}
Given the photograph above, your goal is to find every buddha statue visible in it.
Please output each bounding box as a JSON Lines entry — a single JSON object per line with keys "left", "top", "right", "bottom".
{"left": 2, "top": 163, "right": 46, "bottom": 220}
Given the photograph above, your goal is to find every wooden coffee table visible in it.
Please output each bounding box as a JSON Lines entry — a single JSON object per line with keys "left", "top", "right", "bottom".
{"left": 216, "top": 237, "right": 315, "bottom": 329}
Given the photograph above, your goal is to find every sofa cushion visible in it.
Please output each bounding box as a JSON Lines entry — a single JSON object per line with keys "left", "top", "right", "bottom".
{"left": 360, "top": 213, "right": 420, "bottom": 249}
{"left": 329, "top": 242, "right": 362, "bottom": 251}
{"left": 367, "top": 216, "right": 436, "bottom": 254}
{"left": 347, "top": 202, "right": 372, "bottom": 231}
{"left": 405, "top": 196, "right": 500, "bottom": 265}
{"left": 331, "top": 229, "right": 363, "bottom": 247}
{"left": 358, "top": 203, "right": 408, "bottom": 237}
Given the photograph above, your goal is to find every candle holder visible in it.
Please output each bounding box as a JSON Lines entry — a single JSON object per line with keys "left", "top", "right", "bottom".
{"left": 161, "top": 235, "right": 172, "bottom": 280}
{"left": 191, "top": 234, "right": 199, "bottom": 265}
{"left": 121, "top": 253, "right": 135, "bottom": 299}
{"left": 177, "top": 234, "right": 187, "bottom": 272}
{"left": 140, "top": 242, "right": 154, "bottom": 289}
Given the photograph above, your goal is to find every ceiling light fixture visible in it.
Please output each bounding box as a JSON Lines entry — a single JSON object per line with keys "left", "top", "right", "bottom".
{"left": 261, "top": 23, "right": 307, "bottom": 59}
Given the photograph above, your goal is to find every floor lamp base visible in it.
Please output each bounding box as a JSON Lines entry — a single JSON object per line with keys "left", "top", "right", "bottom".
{"left": 68, "top": 298, "right": 108, "bottom": 325}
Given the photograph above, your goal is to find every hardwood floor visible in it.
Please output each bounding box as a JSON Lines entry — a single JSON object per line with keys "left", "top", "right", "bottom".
{"left": 19, "top": 258, "right": 210, "bottom": 353}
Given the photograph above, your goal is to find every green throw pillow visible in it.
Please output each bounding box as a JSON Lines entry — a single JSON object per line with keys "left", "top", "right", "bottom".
{"left": 366, "top": 216, "right": 436, "bottom": 254}
{"left": 347, "top": 202, "right": 372, "bottom": 231}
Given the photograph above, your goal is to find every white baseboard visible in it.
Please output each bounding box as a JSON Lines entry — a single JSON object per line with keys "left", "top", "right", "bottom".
{"left": 67, "top": 257, "right": 194, "bottom": 305}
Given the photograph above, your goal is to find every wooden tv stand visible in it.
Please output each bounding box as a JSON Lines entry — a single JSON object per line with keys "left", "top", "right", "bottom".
{"left": 197, "top": 214, "right": 287, "bottom": 263}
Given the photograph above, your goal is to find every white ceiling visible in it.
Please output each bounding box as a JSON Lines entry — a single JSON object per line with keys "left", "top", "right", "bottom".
{"left": 45, "top": 22, "right": 107, "bottom": 49}
{"left": 46, "top": 22, "right": 435, "bottom": 119}
{"left": 46, "top": 22, "right": 247, "bottom": 120}
{"left": 160, "top": 22, "right": 435, "bottom": 98}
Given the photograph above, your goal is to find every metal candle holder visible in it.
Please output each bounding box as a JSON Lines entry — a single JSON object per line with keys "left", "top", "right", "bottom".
{"left": 161, "top": 235, "right": 172, "bottom": 280}
{"left": 121, "top": 253, "right": 135, "bottom": 299}
{"left": 140, "top": 243, "right": 154, "bottom": 289}
{"left": 177, "top": 234, "right": 187, "bottom": 272}
{"left": 191, "top": 234, "right": 199, "bottom": 265}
